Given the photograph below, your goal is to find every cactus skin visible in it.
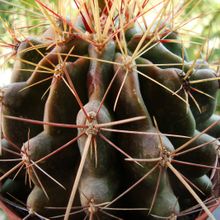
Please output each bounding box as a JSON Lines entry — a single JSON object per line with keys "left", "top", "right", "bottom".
{"left": 0, "top": 1, "right": 219, "bottom": 220}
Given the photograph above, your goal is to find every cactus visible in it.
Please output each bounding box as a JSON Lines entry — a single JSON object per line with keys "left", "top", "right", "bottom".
{"left": 0, "top": 1, "right": 220, "bottom": 219}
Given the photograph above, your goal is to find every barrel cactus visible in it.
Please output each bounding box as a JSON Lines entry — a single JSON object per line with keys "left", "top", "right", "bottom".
{"left": 0, "top": 0, "right": 219, "bottom": 219}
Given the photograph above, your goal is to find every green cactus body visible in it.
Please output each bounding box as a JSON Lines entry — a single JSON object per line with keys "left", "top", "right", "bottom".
{"left": 0, "top": 1, "right": 219, "bottom": 220}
